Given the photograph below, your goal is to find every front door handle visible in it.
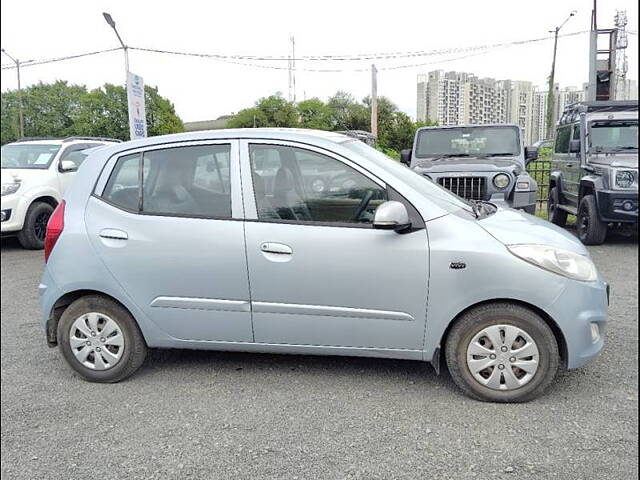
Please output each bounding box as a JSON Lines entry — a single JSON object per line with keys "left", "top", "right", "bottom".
{"left": 260, "top": 242, "right": 292, "bottom": 255}
{"left": 99, "top": 228, "right": 128, "bottom": 240}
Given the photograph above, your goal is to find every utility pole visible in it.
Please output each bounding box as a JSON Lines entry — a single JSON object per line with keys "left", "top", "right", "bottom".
{"left": 288, "top": 36, "right": 296, "bottom": 102}
{"left": 546, "top": 10, "right": 576, "bottom": 139}
{"left": 371, "top": 64, "right": 378, "bottom": 138}
{"left": 1, "top": 49, "right": 25, "bottom": 138}
{"left": 102, "top": 13, "right": 129, "bottom": 85}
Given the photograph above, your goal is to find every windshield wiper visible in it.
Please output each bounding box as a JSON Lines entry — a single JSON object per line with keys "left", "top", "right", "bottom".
{"left": 430, "top": 153, "right": 472, "bottom": 161}
{"left": 483, "top": 153, "right": 516, "bottom": 157}
{"left": 611, "top": 146, "right": 638, "bottom": 152}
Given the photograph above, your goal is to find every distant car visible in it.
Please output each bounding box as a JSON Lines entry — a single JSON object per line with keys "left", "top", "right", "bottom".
{"left": 41, "top": 128, "right": 608, "bottom": 402}
{"left": 400, "top": 124, "right": 539, "bottom": 214}
{"left": 1, "top": 137, "right": 120, "bottom": 249}
{"left": 549, "top": 101, "right": 638, "bottom": 245}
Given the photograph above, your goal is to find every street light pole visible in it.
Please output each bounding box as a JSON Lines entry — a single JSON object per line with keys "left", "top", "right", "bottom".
{"left": 102, "top": 12, "right": 129, "bottom": 85}
{"left": 1, "top": 49, "right": 25, "bottom": 138}
{"left": 546, "top": 10, "right": 577, "bottom": 139}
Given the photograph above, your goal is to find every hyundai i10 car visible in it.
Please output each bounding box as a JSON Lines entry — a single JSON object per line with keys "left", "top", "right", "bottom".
{"left": 40, "top": 129, "right": 609, "bottom": 402}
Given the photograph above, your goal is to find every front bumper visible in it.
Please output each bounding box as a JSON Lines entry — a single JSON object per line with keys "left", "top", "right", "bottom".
{"left": 547, "top": 278, "right": 609, "bottom": 369}
{"left": 596, "top": 190, "right": 638, "bottom": 223}
{"left": 0, "top": 194, "right": 26, "bottom": 233}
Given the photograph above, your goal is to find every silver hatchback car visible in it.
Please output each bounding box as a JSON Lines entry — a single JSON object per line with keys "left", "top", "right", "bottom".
{"left": 40, "top": 129, "right": 609, "bottom": 402}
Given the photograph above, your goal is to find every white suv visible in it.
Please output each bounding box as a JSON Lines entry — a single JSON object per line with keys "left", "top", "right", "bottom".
{"left": 1, "top": 137, "right": 120, "bottom": 249}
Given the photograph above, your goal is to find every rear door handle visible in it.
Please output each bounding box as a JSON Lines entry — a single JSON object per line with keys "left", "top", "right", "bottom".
{"left": 99, "top": 228, "right": 128, "bottom": 240}
{"left": 260, "top": 242, "right": 292, "bottom": 255}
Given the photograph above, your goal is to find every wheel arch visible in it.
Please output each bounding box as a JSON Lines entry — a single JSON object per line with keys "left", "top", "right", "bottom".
{"left": 435, "top": 298, "right": 568, "bottom": 372}
{"left": 31, "top": 195, "right": 59, "bottom": 209}
{"left": 46, "top": 289, "right": 146, "bottom": 347}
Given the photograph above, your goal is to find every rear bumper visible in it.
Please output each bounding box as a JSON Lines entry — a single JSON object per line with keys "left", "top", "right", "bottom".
{"left": 596, "top": 190, "right": 638, "bottom": 223}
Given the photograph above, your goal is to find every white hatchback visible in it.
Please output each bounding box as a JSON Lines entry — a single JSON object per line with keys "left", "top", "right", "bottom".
{"left": 1, "top": 137, "right": 119, "bottom": 249}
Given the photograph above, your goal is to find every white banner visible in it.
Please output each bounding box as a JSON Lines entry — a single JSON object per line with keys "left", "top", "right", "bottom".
{"left": 126, "top": 72, "right": 147, "bottom": 140}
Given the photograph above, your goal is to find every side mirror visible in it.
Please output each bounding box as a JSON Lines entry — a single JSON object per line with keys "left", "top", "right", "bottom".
{"left": 569, "top": 139, "right": 581, "bottom": 154}
{"left": 373, "top": 201, "right": 411, "bottom": 233}
{"left": 524, "top": 146, "right": 538, "bottom": 165}
{"left": 400, "top": 149, "right": 412, "bottom": 167}
{"left": 59, "top": 160, "right": 78, "bottom": 173}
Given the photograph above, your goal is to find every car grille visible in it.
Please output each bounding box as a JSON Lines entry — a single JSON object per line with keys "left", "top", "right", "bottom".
{"left": 438, "top": 176, "right": 486, "bottom": 200}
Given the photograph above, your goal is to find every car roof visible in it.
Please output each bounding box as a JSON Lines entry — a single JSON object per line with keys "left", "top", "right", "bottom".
{"left": 97, "top": 128, "right": 357, "bottom": 155}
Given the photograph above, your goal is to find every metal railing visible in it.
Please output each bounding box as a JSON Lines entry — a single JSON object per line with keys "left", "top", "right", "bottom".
{"left": 527, "top": 159, "right": 552, "bottom": 215}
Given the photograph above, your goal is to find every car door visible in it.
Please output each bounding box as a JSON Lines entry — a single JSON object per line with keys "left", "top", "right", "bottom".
{"left": 85, "top": 140, "right": 254, "bottom": 342}
{"left": 553, "top": 124, "right": 575, "bottom": 206}
{"left": 241, "top": 140, "right": 430, "bottom": 352}
{"left": 564, "top": 123, "right": 582, "bottom": 205}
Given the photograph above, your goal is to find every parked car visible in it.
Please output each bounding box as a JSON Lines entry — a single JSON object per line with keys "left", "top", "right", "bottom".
{"left": 548, "top": 100, "right": 638, "bottom": 245}
{"left": 40, "top": 129, "right": 608, "bottom": 402}
{"left": 1, "top": 136, "right": 120, "bottom": 249}
{"left": 400, "top": 124, "right": 539, "bottom": 214}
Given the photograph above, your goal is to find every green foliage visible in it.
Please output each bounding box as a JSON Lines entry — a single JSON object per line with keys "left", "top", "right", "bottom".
{"left": 225, "top": 91, "right": 438, "bottom": 156}
{"left": 1, "top": 81, "right": 184, "bottom": 144}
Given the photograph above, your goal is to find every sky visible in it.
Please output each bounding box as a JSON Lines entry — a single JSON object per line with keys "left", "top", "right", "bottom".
{"left": 1, "top": 0, "right": 638, "bottom": 123}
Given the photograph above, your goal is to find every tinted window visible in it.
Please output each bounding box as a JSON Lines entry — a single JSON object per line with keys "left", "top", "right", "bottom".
{"left": 142, "top": 145, "right": 231, "bottom": 218}
{"left": 250, "top": 144, "right": 387, "bottom": 224}
{"left": 103, "top": 153, "right": 141, "bottom": 211}
{"left": 555, "top": 125, "right": 571, "bottom": 153}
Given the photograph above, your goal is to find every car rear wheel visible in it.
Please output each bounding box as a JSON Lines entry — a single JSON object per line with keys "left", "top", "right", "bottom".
{"left": 577, "top": 195, "right": 608, "bottom": 245}
{"left": 547, "top": 187, "right": 568, "bottom": 227}
{"left": 445, "top": 302, "right": 559, "bottom": 403}
{"left": 57, "top": 295, "right": 147, "bottom": 382}
{"left": 17, "top": 202, "right": 54, "bottom": 250}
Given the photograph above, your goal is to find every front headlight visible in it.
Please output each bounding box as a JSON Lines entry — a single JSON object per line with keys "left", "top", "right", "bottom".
{"left": 508, "top": 244, "right": 598, "bottom": 282}
{"left": 1, "top": 182, "right": 21, "bottom": 196}
{"left": 614, "top": 170, "right": 637, "bottom": 189}
{"left": 493, "top": 173, "right": 510, "bottom": 189}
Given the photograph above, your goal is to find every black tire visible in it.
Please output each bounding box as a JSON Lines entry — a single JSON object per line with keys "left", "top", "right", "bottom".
{"left": 17, "top": 202, "right": 54, "bottom": 250}
{"left": 547, "top": 187, "right": 568, "bottom": 227}
{"left": 445, "top": 302, "right": 559, "bottom": 403}
{"left": 577, "top": 195, "right": 607, "bottom": 245}
{"left": 57, "top": 295, "right": 147, "bottom": 383}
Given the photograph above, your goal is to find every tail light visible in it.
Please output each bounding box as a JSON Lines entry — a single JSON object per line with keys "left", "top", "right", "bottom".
{"left": 44, "top": 200, "right": 65, "bottom": 263}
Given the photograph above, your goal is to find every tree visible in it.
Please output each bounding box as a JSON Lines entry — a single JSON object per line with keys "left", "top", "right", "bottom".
{"left": 326, "top": 91, "right": 368, "bottom": 131}
{"left": 227, "top": 94, "right": 299, "bottom": 129}
{"left": 297, "top": 98, "right": 333, "bottom": 130}
{"left": 1, "top": 81, "right": 184, "bottom": 144}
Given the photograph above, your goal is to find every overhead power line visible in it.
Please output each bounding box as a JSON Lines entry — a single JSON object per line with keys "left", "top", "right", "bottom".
{"left": 1, "top": 31, "right": 589, "bottom": 72}
{"left": 1, "top": 47, "right": 121, "bottom": 70}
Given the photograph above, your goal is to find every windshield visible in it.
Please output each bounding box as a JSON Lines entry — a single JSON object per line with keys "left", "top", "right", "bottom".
{"left": 1, "top": 144, "right": 61, "bottom": 169}
{"left": 416, "top": 126, "right": 520, "bottom": 158}
{"left": 341, "top": 140, "right": 474, "bottom": 215}
{"left": 589, "top": 120, "right": 638, "bottom": 153}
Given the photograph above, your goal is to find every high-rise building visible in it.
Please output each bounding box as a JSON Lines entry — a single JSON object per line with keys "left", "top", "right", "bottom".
{"left": 416, "top": 71, "right": 634, "bottom": 144}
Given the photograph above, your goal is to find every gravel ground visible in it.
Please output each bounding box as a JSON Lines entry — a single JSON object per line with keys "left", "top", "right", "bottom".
{"left": 1, "top": 233, "right": 638, "bottom": 480}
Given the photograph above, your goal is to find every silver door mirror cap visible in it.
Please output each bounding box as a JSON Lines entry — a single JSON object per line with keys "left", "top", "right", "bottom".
{"left": 373, "top": 201, "right": 411, "bottom": 232}
{"left": 60, "top": 160, "right": 78, "bottom": 173}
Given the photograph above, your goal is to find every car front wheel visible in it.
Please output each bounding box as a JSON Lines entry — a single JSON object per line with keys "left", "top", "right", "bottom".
{"left": 17, "top": 202, "right": 54, "bottom": 250}
{"left": 57, "top": 295, "right": 147, "bottom": 382}
{"left": 577, "top": 195, "right": 608, "bottom": 245}
{"left": 445, "top": 302, "right": 559, "bottom": 403}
